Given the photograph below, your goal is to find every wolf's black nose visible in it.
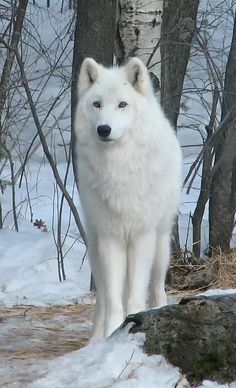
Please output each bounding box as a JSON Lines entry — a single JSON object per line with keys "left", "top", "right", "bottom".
{"left": 97, "top": 125, "right": 111, "bottom": 138}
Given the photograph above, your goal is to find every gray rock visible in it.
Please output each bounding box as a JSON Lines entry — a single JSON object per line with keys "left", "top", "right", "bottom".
{"left": 121, "top": 294, "right": 236, "bottom": 385}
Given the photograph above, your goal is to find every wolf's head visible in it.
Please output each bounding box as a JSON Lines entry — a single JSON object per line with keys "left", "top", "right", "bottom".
{"left": 76, "top": 57, "right": 155, "bottom": 144}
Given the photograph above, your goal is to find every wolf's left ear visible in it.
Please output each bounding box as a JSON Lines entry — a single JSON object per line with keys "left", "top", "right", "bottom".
{"left": 125, "top": 57, "right": 153, "bottom": 97}
{"left": 78, "top": 58, "right": 100, "bottom": 98}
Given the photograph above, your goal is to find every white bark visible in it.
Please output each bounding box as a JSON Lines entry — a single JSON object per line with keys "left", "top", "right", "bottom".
{"left": 118, "top": 0, "right": 163, "bottom": 78}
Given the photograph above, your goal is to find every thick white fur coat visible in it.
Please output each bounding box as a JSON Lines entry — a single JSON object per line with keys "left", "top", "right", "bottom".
{"left": 75, "top": 57, "right": 182, "bottom": 340}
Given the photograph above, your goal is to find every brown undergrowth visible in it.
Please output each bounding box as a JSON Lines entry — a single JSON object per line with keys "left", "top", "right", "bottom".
{"left": 0, "top": 303, "right": 94, "bottom": 386}
{"left": 167, "top": 250, "right": 236, "bottom": 296}
{"left": 0, "top": 304, "right": 94, "bottom": 360}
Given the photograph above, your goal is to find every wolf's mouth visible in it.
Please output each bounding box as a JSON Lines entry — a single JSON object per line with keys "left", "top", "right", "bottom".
{"left": 99, "top": 138, "right": 114, "bottom": 143}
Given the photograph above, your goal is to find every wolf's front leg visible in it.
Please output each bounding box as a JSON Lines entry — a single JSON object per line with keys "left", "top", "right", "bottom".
{"left": 127, "top": 230, "right": 156, "bottom": 315}
{"left": 88, "top": 237, "right": 106, "bottom": 342}
{"left": 89, "top": 288, "right": 105, "bottom": 342}
{"left": 150, "top": 232, "right": 170, "bottom": 308}
{"left": 97, "top": 235, "right": 127, "bottom": 338}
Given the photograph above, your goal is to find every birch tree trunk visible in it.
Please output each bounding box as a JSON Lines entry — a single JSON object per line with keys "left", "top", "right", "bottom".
{"left": 117, "top": 0, "right": 163, "bottom": 78}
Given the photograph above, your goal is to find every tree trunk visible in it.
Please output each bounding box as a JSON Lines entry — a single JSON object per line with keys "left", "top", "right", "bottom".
{"left": 160, "top": 0, "right": 200, "bottom": 255}
{"left": 71, "top": 0, "right": 118, "bottom": 290}
{"left": 0, "top": 0, "right": 28, "bottom": 147}
{"left": 71, "top": 0, "right": 117, "bottom": 181}
{"left": 117, "top": 0, "right": 163, "bottom": 77}
{"left": 122, "top": 294, "right": 236, "bottom": 385}
{"left": 160, "top": 0, "right": 199, "bottom": 128}
{"left": 209, "top": 15, "right": 236, "bottom": 253}
{"left": 192, "top": 89, "right": 218, "bottom": 257}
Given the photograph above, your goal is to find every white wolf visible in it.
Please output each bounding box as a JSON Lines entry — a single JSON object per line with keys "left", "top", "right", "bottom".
{"left": 74, "top": 57, "right": 182, "bottom": 340}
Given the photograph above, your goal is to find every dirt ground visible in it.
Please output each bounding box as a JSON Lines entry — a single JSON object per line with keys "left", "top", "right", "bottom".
{"left": 0, "top": 304, "right": 95, "bottom": 387}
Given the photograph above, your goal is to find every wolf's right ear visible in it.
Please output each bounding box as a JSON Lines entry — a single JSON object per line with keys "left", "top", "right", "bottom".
{"left": 78, "top": 58, "right": 100, "bottom": 98}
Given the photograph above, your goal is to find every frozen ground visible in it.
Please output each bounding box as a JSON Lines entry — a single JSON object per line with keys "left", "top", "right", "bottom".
{"left": 0, "top": 225, "right": 90, "bottom": 307}
{"left": 1, "top": 299, "right": 235, "bottom": 388}
{"left": 26, "top": 290, "right": 235, "bottom": 388}
{"left": 0, "top": 161, "right": 90, "bottom": 308}
{"left": 29, "top": 326, "right": 236, "bottom": 388}
{"left": 0, "top": 304, "right": 93, "bottom": 386}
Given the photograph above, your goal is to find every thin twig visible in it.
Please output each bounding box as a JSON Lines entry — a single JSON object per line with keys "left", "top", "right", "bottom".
{"left": 52, "top": 183, "right": 62, "bottom": 282}
{"left": 117, "top": 348, "right": 136, "bottom": 379}
{"left": 184, "top": 105, "right": 236, "bottom": 190}
{"left": 3, "top": 146, "right": 19, "bottom": 231}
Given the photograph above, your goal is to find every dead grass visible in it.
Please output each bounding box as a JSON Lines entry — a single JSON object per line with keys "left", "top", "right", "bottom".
{"left": 0, "top": 303, "right": 95, "bottom": 386}
{"left": 168, "top": 250, "right": 236, "bottom": 297}
{"left": 212, "top": 250, "right": 236, "bottom": 289}
{"left": 0, "top": 304, "right": 95, "bottom": 361}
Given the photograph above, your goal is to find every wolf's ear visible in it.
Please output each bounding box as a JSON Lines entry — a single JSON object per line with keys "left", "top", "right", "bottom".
{"left": 78, "top": 58, "right": 100, "bottom": 98}
{"left": 125, "top": 57, "right": 153, "bottom": 97}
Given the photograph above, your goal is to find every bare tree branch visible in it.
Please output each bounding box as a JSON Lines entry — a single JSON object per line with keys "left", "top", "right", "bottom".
{"left": 14, "top": 47, "right": 87, "bottom": 245}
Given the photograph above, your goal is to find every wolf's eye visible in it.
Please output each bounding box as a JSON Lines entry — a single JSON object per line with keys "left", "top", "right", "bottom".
{"left": 118, "top": 101, "right": 128, "bottom": 108}
{"left": 93, "top": 101, "right": 101, "bottom": 108}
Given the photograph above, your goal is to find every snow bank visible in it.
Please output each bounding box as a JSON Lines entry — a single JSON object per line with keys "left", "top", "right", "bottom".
{"left": 29, "top": 327, "right": 236, "bottom": 388}
{"left": 0, "top": 226, "right": 90, "bottom": 307}
{"left": 30, "top": 328, "right": 183, "bottom": 388}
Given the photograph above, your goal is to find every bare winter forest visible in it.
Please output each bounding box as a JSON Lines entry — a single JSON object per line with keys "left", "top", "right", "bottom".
{"left": 0, "top": 1, "right": 236, "bottom": 387}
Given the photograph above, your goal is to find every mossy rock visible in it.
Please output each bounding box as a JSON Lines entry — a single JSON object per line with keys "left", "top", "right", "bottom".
{"left": 122, "top": 294, "right": 236, "bottom": 384}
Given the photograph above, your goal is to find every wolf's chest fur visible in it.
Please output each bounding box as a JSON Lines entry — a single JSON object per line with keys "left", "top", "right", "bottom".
{"left": 80, "top": 142, "right": 163, "bottom": 226}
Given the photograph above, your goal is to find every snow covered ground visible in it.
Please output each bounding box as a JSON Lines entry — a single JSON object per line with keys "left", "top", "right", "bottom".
{"left": 0, "top": 2, "right": 90, "bottom": 308}
{"left": 0, "top": 224, "right": 90, "bottom": 307}
{"left": 29, "top": 315, "right": 236, "bottom": 388}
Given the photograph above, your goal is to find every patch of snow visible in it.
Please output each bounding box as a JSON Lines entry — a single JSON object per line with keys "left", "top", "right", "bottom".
{"left": 29, "top": 328, "right": 182, "bottom": 388}
{"left": 29, "top": 328, "right": 236, "bottom": 388}
{"left": 200, "top": 289, "right": 236, "bottom": 297}
{"left": 202, "top": 382, "right": 236, "bottom": 388}
{"left": 0, "top": 226, "right": 90, "bottom": 307}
